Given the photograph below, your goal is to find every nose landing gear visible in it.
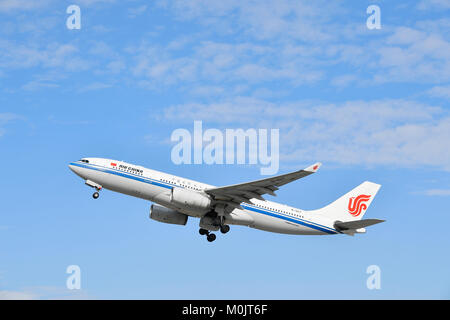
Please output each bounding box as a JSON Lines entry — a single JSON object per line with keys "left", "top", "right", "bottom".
{"left": 91, "top": 186, "right": 102, "bottom": 199}
{"left": 85, "top": 180, "right": 103, "bottom": 199}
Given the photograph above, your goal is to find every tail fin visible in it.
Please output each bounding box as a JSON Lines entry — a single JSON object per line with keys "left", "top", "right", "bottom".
{"left": 312, "top": 181, "right": 381, "bottom": 222}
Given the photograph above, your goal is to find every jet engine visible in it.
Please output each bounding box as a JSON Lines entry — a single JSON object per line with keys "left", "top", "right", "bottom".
{"left": 170, "top": 188, "right": 212, "bottom": 213}
{"left": 150, "top": 204, "right": 188, "bottom": 225}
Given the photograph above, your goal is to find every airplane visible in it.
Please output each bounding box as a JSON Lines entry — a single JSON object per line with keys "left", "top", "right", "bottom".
{"left": 68, "top": 158, "right": 384, "bottom": 242}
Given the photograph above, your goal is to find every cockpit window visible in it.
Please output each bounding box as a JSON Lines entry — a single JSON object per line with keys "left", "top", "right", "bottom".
{"left": 80, "top": 159, "right": 89, "bottom": 163}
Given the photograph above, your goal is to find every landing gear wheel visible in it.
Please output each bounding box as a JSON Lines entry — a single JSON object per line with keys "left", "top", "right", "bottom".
{"left": 92, "top": 192, "right": 99, "bottom": 199}
{"left": 220, "top": 225, "right": 230, "bottom": 234}
{"left": 206, "top": 233, "right": 216, "bottom": 242}
{"left": 199, "top": 228, "right": 208, "bottom": 236}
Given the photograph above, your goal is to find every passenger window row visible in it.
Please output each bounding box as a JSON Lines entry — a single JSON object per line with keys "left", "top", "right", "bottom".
{"left": 112, "top": 165, "right": 143, "bottom": 176}
{"left": 255, "top": 204, "right": 304, "bottom": 219}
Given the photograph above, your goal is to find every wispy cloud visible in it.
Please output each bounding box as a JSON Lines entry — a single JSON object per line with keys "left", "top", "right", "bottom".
{"left": 159, "top": 97, "right": 450, "bottom": 170}
{"left": 77, "top": 82, "right": 114, "bottom": 92}
{"left": 0, "top": 287, "right": 93, "bottom": 300}
{"left": 374, "top": 26, "right": 450, "bottom": 83}
{"left": 71, "top": 0, "right": 116, "bottom": 7}
{"left": 417, "top": 0, "right": 450, "bottom": 11}
{"left": 0, "top": 0, "right": 52, "bottom": 13}
{"left": 0, "top": 290, "right": 37, "bottom": 300}
{"left": 427, "top": 85, "right": 450, "bottom": 99}
{"left": 0, "top": 113, "right": 21, "bottom": 137}
{"left": 0, "top": 0, "right": 118, "bottom": 12}
{"left": 128, "top": 5, "right": 147, "bottom": 18}
{"left": 167, "top": 0, "right": 341, "bottom": 42}
{"left": 1, "top": 1, "right": 449, "bottom": 93}
{"left": 0, "top": 40, "right": 90, "bottom": 71}
{"left": 422, "top": 189, "right": 450, "bottom": 196}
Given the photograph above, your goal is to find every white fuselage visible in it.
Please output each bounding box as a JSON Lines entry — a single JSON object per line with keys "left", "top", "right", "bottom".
{"left": 68, "top": 158, "right": 339, "bottom": 235}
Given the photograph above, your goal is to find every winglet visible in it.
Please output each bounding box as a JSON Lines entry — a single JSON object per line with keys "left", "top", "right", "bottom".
{"left": 304, "top": 162, "right": 322, "bottom": 173}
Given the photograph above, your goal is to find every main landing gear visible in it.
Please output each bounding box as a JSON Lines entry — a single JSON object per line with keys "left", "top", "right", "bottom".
{"left": 220, "top": 225, "right": 230, "bottom": 234}
{"left": 199, "top": 209, "right": 231, "bottom": 243}
{"left": 199, "top": 228, "right": 217, "bottom": 242}
{"left": 199, "top": 224, "right": 230, "bottom": 243}
{"left": 198, "top": 229, "right": 216, "bottom": 242}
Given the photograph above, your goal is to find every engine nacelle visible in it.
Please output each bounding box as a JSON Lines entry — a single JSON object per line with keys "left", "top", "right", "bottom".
{"left": 170, "top": 188, "right": 212, "bottom": 212}
{"left": 150, "top": 204, "right": 188, "bottom": 225}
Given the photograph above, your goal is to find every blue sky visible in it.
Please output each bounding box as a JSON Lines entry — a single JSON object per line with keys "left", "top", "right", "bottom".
{"left": 0, "top": 0, "right": 449, "bottom": 299}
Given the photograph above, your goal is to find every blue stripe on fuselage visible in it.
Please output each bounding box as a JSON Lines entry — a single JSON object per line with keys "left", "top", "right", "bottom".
{"left": 241, "top": 204, "right": 337, "bottom": 234}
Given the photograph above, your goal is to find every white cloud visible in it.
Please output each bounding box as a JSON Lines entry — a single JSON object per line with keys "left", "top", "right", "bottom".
{"left": 128, "top": 39, "right": 324, "bottom": 91}
{"left": 74, "top": 0, "right": 115, "bottom": 6}
{"left": 0, "top": 290, "right": 37, "bottom": 300}
{"left": 423, "top": 189, "right": 450, "bottom": 196}
{"left": 121, "top": 7, "right": 450, "bottom": 90}
{"left": 157, "top": 1, "right": 450, "bottom": 86}
{"left": 0, "top": 287, "right": 93, "bottom": 300}
{"left": 167, "top": 0, "right": 339, "bottom": 42}
{"left": 1, "top": 0, "right": 450, "bottom": 92}
{"left": 0, "top": 0, "right": 115, "bottom": 13}
{"left": 0, "top": 113, "right": 21, "bottom": 137}
{"left": 0, "top": 0, "right": 52, "bottom": 12}
{"left": 128, "top": 5, "right": 147, "bottom": 18}
{"left": 190, "top": 85, "right": 225, "bottom": 97}
{"left": 331, "top": 74, "right": 358, "bottom": 87}
{"left": 78, "top": 82, "right": 113, "bottom": 92}
{"left": 415, "top": 18, "right": 450, "bottom": 34}
{"left": 20, "top": 71, "right": 67, "bottom": 91}
{"left": 22, "top": 81, "right": 59, "bottom": 91}
{"left": 0, "top": 41, "right": 91, "bottom": 71}
{"left": 427, "top": 85, "right": 450, "bottom": 99}
{"left": 417, "top": 0, "right": 450, "bottom": 10}
{"left": 91, "top": 25, "right": 112, "bottom": 33}
{"left": 159, "top": 97, "right": 450, "bottom": 171}
{"left": 364, "top": 26, "right": 450, "bottom": 83}
{"left": 0, "top": 113, "right": 20, "bottom": 122}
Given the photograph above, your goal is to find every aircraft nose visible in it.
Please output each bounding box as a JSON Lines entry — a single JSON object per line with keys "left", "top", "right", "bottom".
{"left": 68, "top": 162, "right": 80, "bottom": 175}
{"left": 68, "top": 162, "right": 84, "bottom": 179}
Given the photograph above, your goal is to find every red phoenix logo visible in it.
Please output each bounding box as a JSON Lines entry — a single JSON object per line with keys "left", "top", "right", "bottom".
{"left": 348, "top": 194, "right": 371, "bottom": 217}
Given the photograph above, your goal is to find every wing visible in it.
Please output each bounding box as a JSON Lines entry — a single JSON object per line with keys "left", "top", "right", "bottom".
{"left": 205, "top": 162, "right": 321, "bottom": 209}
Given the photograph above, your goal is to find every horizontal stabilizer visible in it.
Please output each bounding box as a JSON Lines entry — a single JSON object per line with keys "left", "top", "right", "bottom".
{"left": 334, "top": 219, "right": 385, "bottom": 231}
